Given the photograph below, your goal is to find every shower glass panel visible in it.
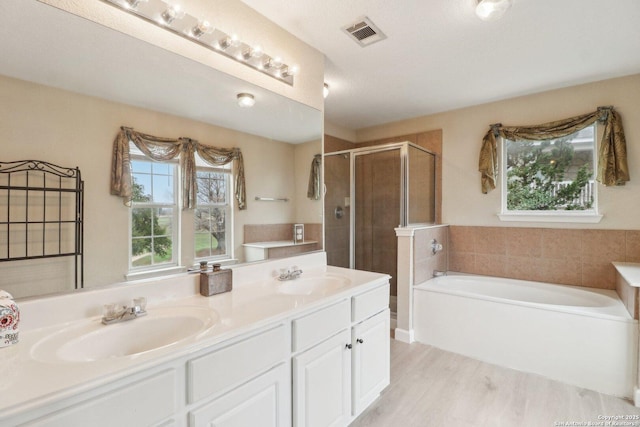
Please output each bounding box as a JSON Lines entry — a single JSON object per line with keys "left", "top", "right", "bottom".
{"left": 324, "top": 153, "right": 350, "bottom": 268}
{"left": 408, "top": 145, "right": 436, "bottom": 224}
{"left": 354, "top": 148, "right": 402, "bottom": 297}
{"left": 324, "top": 141, "right": 436, "bottom": 318}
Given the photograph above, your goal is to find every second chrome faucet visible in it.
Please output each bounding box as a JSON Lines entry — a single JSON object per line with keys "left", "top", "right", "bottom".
{"left": 102, "top": 297, "right": 147, "bottom": 325}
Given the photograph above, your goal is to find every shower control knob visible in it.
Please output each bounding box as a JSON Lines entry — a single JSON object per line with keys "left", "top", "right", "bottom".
{"left": 356, "top": 338, "right": 364, "bottom": 344}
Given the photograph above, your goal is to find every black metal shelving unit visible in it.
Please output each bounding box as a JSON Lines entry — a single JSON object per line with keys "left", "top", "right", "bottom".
{"left": 0, "top": 160, "right": 84, "bottom": 289}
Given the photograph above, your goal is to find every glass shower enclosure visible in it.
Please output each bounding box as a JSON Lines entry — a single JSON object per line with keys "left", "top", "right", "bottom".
{"left": 324, "top": 142, "right": 436, "bottom": 314}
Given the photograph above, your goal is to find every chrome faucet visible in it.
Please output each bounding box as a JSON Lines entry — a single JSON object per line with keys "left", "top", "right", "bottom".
{"left": 277, "top": 267, "right": 303, "bottom": 281}
{"left": 102, "top": 297, "right": 147, "bottom": 325}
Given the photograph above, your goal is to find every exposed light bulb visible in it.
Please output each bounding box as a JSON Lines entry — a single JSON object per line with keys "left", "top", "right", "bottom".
{"left": 252, "top": 45, "right": 263, "bottom": 58}
{"left": 230, "top": 34, "right": 241, "bottom": 47}
{"left": 282, "top": 65, "right": 298, "bottom": 78}
{"left": 323, "top": 83, "right": 330, "bottom": 99}
{"left": 272, "top": 57, "right": 283, "bottom": 68}
{"left": 161, "top": 4, "right": 185, "bottom": 25}
{"left": 475, "top": 0, "right": 512, "bottom": 21}
{"left": 191, "top": 20, "right": 212, "bottom": 38}
{"left": 217, "top": 36, "right": 231, "bottom": 50}
{"left": 125, "top": 0, "right": 147, "bottom": 9}
{"left": 237, "top": 93, "right": 255, "bottom": 108}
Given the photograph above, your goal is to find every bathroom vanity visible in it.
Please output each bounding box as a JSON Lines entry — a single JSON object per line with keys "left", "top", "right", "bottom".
{"left": 0, "top": 253, "right": 390, "bottom": 426}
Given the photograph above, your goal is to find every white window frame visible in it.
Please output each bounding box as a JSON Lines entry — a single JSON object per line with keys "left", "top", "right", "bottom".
{"left": 498, "top": 123, "right": 603, "bottom": 223}
{"left": 128, "top": 155, "right": 180, "bottom": 272}
{"left": 194, "top": 165, "right": 233, "bottom": 262}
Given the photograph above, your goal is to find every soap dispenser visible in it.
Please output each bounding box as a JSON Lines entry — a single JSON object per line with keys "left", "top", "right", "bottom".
{"left": 0, "top": 291, "right": 19, "bottom": 347}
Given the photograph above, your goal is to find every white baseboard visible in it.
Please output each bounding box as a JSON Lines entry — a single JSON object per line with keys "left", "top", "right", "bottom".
{"left": 394, "top": 328, "right": 414, "bottom": 343}
{"left": 634, "top": 387, "right": 640, "bottom": 407}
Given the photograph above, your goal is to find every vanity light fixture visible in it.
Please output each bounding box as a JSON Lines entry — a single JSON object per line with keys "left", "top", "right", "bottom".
{"left": 237, "top": 93, "right": 255, "bottom": 108}
{"left": 100, "top": 0, "right": 297, "bottom": 85}
{"left": 475, "top": 0, "right": 512, "bottom": 21}
{"left": 323, "top": 83, "right": 330, "bottom": 99}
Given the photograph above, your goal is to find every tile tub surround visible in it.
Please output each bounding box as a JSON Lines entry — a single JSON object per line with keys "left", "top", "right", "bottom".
{"left": 1, "top": 251, "right": 390, "bottom": 419}
{"left": 448, "top": 226, "right": 640, "bottom": 290}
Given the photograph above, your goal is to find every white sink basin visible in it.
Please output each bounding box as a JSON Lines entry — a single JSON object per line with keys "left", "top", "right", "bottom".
{"left": 32, "top": 306, "right": 219, "bottom": 362}
{"left": 276, "top": 275, "right": 350, "bottom": 296}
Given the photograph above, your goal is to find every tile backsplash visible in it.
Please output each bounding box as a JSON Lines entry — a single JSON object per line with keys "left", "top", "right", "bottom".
{"left": 448, "top": 226, "right": 640, "bottom": 290}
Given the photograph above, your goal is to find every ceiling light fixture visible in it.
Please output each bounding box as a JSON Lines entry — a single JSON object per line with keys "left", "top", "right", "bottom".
{"left": 100, "top": 0, "right": 297, "bottom": 85}
{"left": 475, "top": 0, "right": 512, "bottom": 21}
{"left": 323, "top": 83, "right": 330, "bottom": 99}
{"left": 237, "top": 93, "right": 255, "bottom": 108}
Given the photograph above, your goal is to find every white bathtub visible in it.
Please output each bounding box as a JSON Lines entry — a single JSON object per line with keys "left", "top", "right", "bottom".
{"left": 414, "top": 274, "right": 638, "bottom": 398}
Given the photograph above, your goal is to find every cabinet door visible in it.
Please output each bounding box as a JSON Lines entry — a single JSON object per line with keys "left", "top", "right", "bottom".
{"left": 352, "top": 309, "right": 390, "bottom": 416}
{"left": 189, "top": 363, "right": 290, "bottom": 427}
{"left": 293, "top": 329, "right": 351, "bottom": 427}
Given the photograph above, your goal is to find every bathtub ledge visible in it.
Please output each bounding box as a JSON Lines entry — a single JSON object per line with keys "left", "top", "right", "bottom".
{"left": 613, "top": 262, "right": 640, "bottom": 287}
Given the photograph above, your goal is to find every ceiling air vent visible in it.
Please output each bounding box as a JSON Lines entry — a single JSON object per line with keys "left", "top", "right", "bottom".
{"left": 342, "top": 17, "right": 387, "bottom": 47}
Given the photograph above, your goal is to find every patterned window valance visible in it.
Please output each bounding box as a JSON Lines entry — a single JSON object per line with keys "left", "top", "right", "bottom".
{"left": 478, "top": 106, "right": 629, "bottom": 194}
{"left": 110, "top": 127, "right": 246, "bottom": 210}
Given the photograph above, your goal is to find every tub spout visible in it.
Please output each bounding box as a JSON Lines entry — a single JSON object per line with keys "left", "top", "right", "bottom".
{"left": 433, "top": 270, "right": 447, "bottom": 277}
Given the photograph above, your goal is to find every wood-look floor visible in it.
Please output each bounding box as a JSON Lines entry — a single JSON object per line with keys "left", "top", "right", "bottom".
{"left": 351, "top": 339, "right": 640, "bottom": 427}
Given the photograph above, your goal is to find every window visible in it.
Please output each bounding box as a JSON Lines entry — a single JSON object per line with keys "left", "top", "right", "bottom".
{"left": 130, "top": 158, "right": 178, "bottom": 269}
{"left": 501, "top": 124, "right": 600, "bottom": 221}
{"left": 194, "top": 168, "right": 231, "bottom": 260}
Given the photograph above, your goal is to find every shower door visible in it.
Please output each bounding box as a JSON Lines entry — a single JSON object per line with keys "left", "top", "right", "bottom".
{"left": 353, "top": 147, "right": 402, "bottom": 297}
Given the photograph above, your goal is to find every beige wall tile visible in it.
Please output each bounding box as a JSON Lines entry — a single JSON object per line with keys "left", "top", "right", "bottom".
{"left": 505, "top": 228, "right": 542, "bottom": 258}
{"left": 449, "top": 252, "right": 475, "bottom": 273}
{"left": 449, "top": 226, "right": 475, "bottom": 253}
{"left": 582, "top": 262, "right": 616, "bottom": 289}
{"left": 475, "top": 254, "right": 507, "bottom": 277}
{"left": 475, "top": 227, "right": 506, "bottom": 255}
{"left": 626, "top": 231, "right": 640, "bottom": 263}
{"left": 541, "top": 229, "right": 582, "bottom": 260}
{"left": 581, "top": 230, "right": 626, "bottom": 264}
{"left": 538, "top": 258, "right": 582, "bottom": 286}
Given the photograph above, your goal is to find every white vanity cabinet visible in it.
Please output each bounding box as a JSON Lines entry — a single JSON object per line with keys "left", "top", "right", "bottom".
{"left": 1, "top": 261, "right": 390, "bottom": 427}
{"left": 186, "top": 324, "right": 291, "bottom": 427}
{"left": 292, "top": 283, "right": 390, "bottom": 427}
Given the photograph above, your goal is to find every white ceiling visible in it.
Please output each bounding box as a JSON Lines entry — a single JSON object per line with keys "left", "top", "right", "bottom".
{"left": 0, "top": 0, "right": 321, "bottom": 144}
{"left": 240, "top": 0, "right": 640, "bottom": 131}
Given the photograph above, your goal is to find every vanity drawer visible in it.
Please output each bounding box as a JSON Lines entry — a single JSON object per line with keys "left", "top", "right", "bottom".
{"left": 25, "top": 370, "right": 176, "bottom": 427}
{"left": 292, "top": 299, "right": 350, "bottom": 352}
{"left": 187, "top": 324, "right": 287, "bottom": 404}
{"left": 352, "top": 283, "right": 390, "bottom": 323}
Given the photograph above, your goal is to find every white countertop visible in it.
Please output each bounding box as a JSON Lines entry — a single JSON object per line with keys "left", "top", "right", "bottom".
{"left": 613, "top": 262, "right": 640, "bottom": 287}
{"left": 242, "top": 240, "right": 317, "bottom": 249}
{"left": 0, "top": 253, "right": 389, "bottom": 418}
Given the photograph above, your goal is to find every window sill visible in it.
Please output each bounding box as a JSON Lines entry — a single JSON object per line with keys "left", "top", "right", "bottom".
{"left": 498, "top": 212, "right": 603, "bottom": 223}
{"left": 125, "top": 265, "right": 187, "bottom": 281}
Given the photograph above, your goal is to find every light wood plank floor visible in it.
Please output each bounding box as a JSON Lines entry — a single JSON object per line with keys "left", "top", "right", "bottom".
{"left": 351, "top": 339, "right": 640, "bottom": 427}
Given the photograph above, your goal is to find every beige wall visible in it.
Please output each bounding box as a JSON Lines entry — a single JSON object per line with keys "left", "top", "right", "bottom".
{"left": 356, "top": 74, "right": 640, "bottom": 230}
{"left": 0, "top": 75, "right": 318, "bottom": 297}
{"left": 40, "top": 0, "right": 325, "bottom": 111}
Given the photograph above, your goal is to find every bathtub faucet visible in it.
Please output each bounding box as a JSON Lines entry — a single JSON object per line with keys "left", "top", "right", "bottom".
{"left": 101, "top": 297, "right": 147, "bottom": 325}
{"left": 433, "top": 270, "right": 447, "bottom": 277}
{"left": 430, "top": 239, "right": 444, "bottom": 255}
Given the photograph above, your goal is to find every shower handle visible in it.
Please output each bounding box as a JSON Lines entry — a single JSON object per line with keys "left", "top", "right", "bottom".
{"left": 334, "top": 206, "right": 344, "bottom": 219}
